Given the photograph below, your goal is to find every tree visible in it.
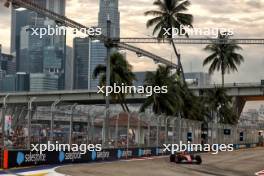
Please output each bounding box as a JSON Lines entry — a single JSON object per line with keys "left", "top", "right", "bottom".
{"left": 203, "top": 33, "right": 244, "bottom": 86}
{"left": 140, "top": 65, "right": 183, "bottom": 115}
{"left": 179, "top": 85, "right": 207, "bottom": 121}
{"left": 205, "top": 87, "right": 238, "bottom": 124}
{"left": 145, "top": 0, "right": 193, "bottom": 80}
{"left": 93, "top": 52, "right": 136, "bottom": 112}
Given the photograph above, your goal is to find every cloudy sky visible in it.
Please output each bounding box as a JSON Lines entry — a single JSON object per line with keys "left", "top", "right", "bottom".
{"left": 0, "top": 0, "right": 263, "bottom": 110}
{"left": 0, "top": 0, "right": 264, "bottom": 84}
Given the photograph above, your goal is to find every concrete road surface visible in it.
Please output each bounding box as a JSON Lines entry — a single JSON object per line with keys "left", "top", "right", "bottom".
{"left": 56, "top": 147, "right": 264, "bottom": 176}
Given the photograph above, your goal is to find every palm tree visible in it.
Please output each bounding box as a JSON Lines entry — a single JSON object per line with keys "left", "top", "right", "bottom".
{"left": 140, "top": 65, "right": 183, "bottom": 115}
{"left": 205, "top": 87, "right": 238, "bottom": 124}
{"left": 203, "top": 33, "right": 244, "bottom": 86}
{"left": 145, "top": 0, "right": 193, "bottom": 80}
{"left": 179, "top": 85, "right": 207, "bottom": 121}
{"left": 93, "top": 52, "right": 136, "bottom": 112}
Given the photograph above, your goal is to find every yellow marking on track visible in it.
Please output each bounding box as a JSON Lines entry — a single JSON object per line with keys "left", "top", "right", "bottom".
{"left": 23, "top": 173, "right": 48, "bottom": 176}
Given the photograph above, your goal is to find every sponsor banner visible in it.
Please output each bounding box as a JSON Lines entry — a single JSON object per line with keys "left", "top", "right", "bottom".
{"left": 8, "top": 150, "right": 50, "bottom": 168}
{"left": 7, "top": 147, "right": 165, "bottom": 168}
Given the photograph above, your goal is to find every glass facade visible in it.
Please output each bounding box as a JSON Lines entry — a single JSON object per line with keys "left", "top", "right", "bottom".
{"left": 73, "top": 38, "right": 90, "bottom": 89}
{"left": 99, "top": 0, "right": 120, "bottom": 38}
{"left": 90, "top": 41, "right": 107, "bottom": 90}
{"left": 10, "top": 0, "right": 66, "bottom": 91}
{"left": 73, "top": 38, "right": 107, "bottom": 91}
{"left": 30, "top": 73, "right": 59, "bottom": 92}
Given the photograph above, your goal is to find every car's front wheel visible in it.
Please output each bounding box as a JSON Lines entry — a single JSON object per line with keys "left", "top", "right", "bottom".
{"left": 195, "top": 155, "right": 202, "bottom": 164}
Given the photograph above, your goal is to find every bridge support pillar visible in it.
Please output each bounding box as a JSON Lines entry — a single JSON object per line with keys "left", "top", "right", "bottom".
{"left": 232, "top": 96, "right": 246, "bottom": 118}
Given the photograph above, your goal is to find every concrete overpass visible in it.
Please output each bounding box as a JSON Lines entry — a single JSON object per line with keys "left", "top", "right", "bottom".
{"left": 190, "top": 83, "right": 264, "bottom": 115}
{"left": 0, "top": 82, "right": 264, "bottom": 115}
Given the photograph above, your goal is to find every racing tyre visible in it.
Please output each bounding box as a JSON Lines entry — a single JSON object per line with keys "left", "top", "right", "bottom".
{"left": 195, "top": 155, "right": 202, "bottom": 165}
{"left": 175, "top": 155, "right": 182, "bottom": 163}
{"left": 170, "top": 154, "right": 175, "bottom": 162}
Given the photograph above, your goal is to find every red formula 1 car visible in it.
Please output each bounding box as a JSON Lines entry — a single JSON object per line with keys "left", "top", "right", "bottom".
{"left": 170, "top": 152, "right": 202, "bottom": 164}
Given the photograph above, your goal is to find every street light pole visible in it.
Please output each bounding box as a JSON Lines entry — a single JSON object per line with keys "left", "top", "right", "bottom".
{"left": 1, "top": 94, "right": 9, "bottom": 146}
{"left": 69, "top": 103, "right": 77, "bottom": 146}
{"left": 27, "top": 97, "right": 36, "bottom": 149}
{"left": 50, "top": 98, "right": 62, "bottom": 143}
{"left": 104, "top": 14, "right": 111, "bottom": 147}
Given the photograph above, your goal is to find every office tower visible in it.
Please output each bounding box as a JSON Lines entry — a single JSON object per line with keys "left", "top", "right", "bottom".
{"left": 65, "top": 46, "right": 73, "bottom": 90}
{"left": 10, "top": 0, "right": 47, "bottom": 69}
{"left": 73, "top": 38, "right": 107, "bottom": 90}
{"left": 11, "top": 0, "right": 66, "bottom": 90}
{"left": 16, "top": 72, "right": 30, "bottom": 91}
{"left": 98, "top": 0, "right": 120, "bottom": 38}
{"left": 30, "top": 73, "right": 58, "bottom": 92}
{"left": 0, "top": 47, "right": 16, "bottom": 76}
{"left": 73, "top": 38, "right": 90, "bottom": 89}
{"left": 73, "top": 0, "right": 120, "bottom": 90}
{"left": 19, "top": 25, "right": 47, "bottom": 73}
{"left": 90, "top": 41, "right": 107, "bottom": 90}
{"left": 79, "top": 0, "right": 120, "bottom": 90}
{"left": 0, "top": 75, "right": 16, "bottom": 92}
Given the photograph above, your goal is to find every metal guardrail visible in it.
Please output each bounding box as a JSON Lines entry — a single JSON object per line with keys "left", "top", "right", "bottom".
{"left": 189, "top": 82, "right": 264, "bottom": 89}
{"left": 117, "top": 38, "right": 264, "bottom": 45}
{"left": 1, "top": 106, "right": 261, "bottom": 150}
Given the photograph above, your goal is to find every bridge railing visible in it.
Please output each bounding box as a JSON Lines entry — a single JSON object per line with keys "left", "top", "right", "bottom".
{"left": 189, "top": 82, "right": 263, "bottom": 89}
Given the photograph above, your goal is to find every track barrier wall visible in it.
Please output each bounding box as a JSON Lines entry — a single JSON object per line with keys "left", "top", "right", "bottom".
{"left": 0, "top": 106, "right": 262, "bottom": 169}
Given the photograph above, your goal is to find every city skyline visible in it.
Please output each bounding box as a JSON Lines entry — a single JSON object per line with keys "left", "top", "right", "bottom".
{"left": 74, "top": 0, "right": 120, "bottom": 90}
{"left": 0, "top": 0, "right": 263, "bottom": 84}
{"left": 9, "top": 0, "right": 66, "bottom": 91}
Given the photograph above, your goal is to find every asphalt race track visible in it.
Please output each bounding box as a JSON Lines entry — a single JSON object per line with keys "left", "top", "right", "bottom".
{"left": 56, "top": 147, "right": 264, "bottom": 176}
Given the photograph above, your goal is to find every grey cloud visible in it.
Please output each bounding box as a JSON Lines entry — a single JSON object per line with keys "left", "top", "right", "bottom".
{"left": 246, "top": 0, "right": 262, "bottom": 8}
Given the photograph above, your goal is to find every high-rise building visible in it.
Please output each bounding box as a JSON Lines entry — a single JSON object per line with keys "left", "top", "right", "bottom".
{"left": 73, "top": 0, "right": 120, "bottom": 90}
{"left": 73, "top": 38, "right": 107, "bottom": 90}
{"left": 19, "top": 25, "right": 47, "bottom": 73}
{"left": 65, "top": 46, "right": 73, "bottom": 90}
{"left": 98, "top": 0, "right": 120, "bottom": 38}
{"left": 0, "top": 45, "right": 16, "bottom": 78}
{"left": 73, "top": 38, "right": 90, "bottom": 89}
{"left": 10, "top": 0, "right": 47, "bottom": 69}
{"left": 11, "top": 0, "right": 66, "bottom": 90}
{"left": 0, "top": 73, "right": 29, "bottom": 92}
{"left": 90, "top": 41, "right": 107, "bottom": 90}
{"left": 0, "top": 75, "right": 16, "bottom": 92}
{"left": 16, "top": 72, "right": 30, "bottom": 91}
{"left": 30, "top": 73, "right": 58, "bottom": 92}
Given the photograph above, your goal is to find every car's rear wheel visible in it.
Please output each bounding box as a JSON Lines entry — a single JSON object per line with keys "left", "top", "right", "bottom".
{"left": 195, "top": 155, "right": 202, "bottom": 164}
{"left": 170, "top": 154, "right": 175, "bottom": 162}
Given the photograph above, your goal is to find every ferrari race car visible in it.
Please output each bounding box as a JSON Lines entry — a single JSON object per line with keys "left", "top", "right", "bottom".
{"left": 170, "top": 152, "right": 202, "bottom": 164}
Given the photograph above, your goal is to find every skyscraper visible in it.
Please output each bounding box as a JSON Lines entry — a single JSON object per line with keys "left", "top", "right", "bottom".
{"left": 10, "top": 0, "right": 47, "bottom": 69}
{"left": 73, "top": 37, "right": 90, "bottom": 89}
{"left": 73, "top": 0, "right": 120, "bottom": 90}
{"left": 90, "top": 41, "right": 107, "bottom": 90}
{"left": 90, "top": 0, "right": 120, "bottom": 89}
{"left": 65, "top": 46, "right": 73, "bottom": 90}
{"left": 11, "top": 0, "right": 66, "bottom": 90}
{"left": 98, "top": 0, "right": 120, "bottom": 38}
